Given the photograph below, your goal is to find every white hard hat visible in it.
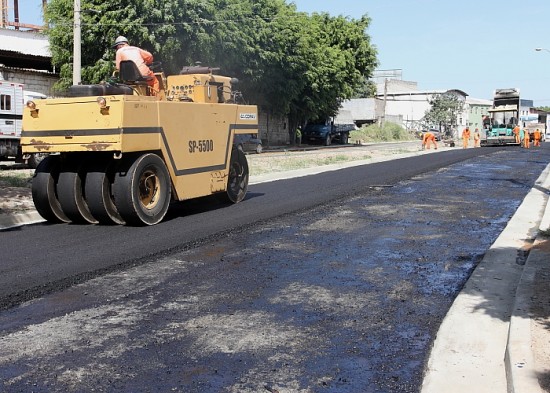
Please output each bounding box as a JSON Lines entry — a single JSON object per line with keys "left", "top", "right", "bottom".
{"left": 113, "top": 36, "right": 128, "bottom": 48}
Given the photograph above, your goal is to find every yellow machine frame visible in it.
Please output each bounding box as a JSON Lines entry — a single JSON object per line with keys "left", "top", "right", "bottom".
{"left": 21, "top": 67, "right": 258, "bottom": 226}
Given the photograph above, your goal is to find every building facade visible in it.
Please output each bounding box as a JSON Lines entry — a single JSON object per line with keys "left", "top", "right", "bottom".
{"left": 0, "top": 28, "right": 57, "bottom": 96}
{"left": 465, "top": 97, "right": 492, "bottom": 132}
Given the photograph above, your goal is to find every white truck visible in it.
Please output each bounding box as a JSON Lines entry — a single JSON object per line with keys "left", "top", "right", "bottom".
{"left": 0, "top": 81, "right": 47, "bottom": 167}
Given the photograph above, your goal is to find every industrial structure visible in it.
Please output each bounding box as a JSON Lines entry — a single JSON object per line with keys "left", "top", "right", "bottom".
{"left": 0, "top": 0, "right": 46, "bottom": 31}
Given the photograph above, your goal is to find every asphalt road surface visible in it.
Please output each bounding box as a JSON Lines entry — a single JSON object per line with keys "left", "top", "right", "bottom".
{"left": 1, "top": 145, "right": 550, "bottom": 392}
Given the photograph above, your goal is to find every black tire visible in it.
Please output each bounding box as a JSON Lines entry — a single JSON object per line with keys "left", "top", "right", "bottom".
{"left": 57, "top": 158, "right": 98, "bottom": 224}
{"left": 31, "top": 155, "right": 70, "bottom": 223}
{"left": 324, "top": 134, "right": 332, "bottom": 146}
{"left": 113, "top": 153, "right": 171, "bottom": 226}
{"left": 340, "top": 133, "right": 349, "bottom": 145}
{"left": 27, "top": 153, "right": 48, "bottom": 169}
{"left": 85, "top": 159, "right": 125, "bottom": 225}
{"left": 223, "top": 147, "right": 249, "bottom": 203}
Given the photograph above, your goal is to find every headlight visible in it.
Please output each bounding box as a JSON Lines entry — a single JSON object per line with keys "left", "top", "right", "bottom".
{"left": 96, "top": 96, "right": 108, "bottom": 108}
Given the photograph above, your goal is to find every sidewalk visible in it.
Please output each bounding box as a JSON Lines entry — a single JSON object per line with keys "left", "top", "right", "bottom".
{"left": 421, "top": 162, "right": 550, "bottom": 393}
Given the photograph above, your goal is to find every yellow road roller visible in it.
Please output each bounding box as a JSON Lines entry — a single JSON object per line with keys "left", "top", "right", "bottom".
{"left": 21, "top": 64, "right": 258, "bottom": 226}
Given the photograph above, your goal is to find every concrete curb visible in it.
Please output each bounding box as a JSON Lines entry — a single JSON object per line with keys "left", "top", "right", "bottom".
{"left": 0, "top": 210, "right": 43, "bottom": 230}
{"left": 505, "top": 169, "right": 550, "bottom": 393}
{"left": 249, "top": 146, "right": 451, "bottom": 185}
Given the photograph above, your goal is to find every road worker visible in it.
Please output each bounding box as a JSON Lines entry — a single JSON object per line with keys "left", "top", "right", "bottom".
{"left": 422, "top": 131, "right": 438, "bottom": 150}
{"left": 113, "top": 36, "right": 160, "bottom": 96}
{"left": 533, "top": 128, "right": 542, "bottom": 147}
{"left": 473, "top": 128, "right": 481, "bottom": 147}
{"left": 512, "top": 125, "right": 520, "bottom": 144}
{"left": 462, "top": 127, "right": 470, "bottom": 148}
{"left": 523, "top": 128, "right": 530, "bottom": 149}
{"left": 519, "top": 127, "right": 525, "bottom": 146}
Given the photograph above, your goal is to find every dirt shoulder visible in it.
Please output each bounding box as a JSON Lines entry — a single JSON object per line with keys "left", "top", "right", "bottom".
{"left": 0, "top": 165, "right": 33, "bottom": 216}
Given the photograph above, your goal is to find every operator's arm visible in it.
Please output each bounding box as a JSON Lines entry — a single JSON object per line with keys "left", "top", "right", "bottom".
{"left": 139, "top": 48, "right": 154, "bottom": 65}
{"left": 115, "top": 50, "right": 122, "bottom": 70}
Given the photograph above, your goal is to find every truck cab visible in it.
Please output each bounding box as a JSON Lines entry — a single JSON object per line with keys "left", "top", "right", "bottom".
{"left": 303, "top": 120, "right": 354, "bottom": 146}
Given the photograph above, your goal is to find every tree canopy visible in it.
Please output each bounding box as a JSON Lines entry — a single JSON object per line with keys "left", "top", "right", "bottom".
{"left": 44, "top": 0, "right": 378, "bottom": 126}
{"left": 423, "top": 92, "right": 465, "bottom": 135}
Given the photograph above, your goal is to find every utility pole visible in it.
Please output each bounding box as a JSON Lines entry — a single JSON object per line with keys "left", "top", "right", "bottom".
{"left": 73, "top": 0, "right": 81, "bottom": 85}
{"left": 381, "top": 78, "right": 388, "bottom": 127}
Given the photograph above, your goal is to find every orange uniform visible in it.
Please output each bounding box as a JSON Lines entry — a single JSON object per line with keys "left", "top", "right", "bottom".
{"left": 462, "top": 127, "right": 470, "bottom": 148}
{"left": 115, "top": 45, "right": 159, "bottom": 95}
{"left": 473, "top": 128, "right": 480, "bottom": 147}
{"left": 422, "top": 132, "right": 437, "bottom": 150}
{"left": 533, "top": 129, "right": 542, "bottom": 147}
{"left": 512, "top": 125, "right": 520, "bottom": 144}
{"left": 523, "top": 129, "right": 530, "bottom": 148}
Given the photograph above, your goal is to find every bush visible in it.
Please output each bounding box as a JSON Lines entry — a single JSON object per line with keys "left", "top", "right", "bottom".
{"left": 350, "top": 122, "right": 414, "bottom": 143}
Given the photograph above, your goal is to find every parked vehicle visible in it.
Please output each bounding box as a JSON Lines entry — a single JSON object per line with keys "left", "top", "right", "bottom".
{"left": 234, "top": 133, "right": 263, "bottom": 154}
{"left": 302, "top": 120, "right": 354, "bottom": 146}
{"left": 0, "top": 81, "right": 47, "bottom": 167}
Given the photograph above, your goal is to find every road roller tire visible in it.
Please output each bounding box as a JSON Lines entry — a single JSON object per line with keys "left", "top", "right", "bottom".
{"left": 113, "top": 153, "right": 171, "bottom": 226}
{"left": 223, "top": 147, "right": 249, "bottom": 203}
{"left": 57, "top": 158, "right": 98, "bottom": 224}
{"left": 31, "top": 155, "right": 70, "bottom": 223}
{"left": 85, "top": 160, "right": 125, "bottom": 225}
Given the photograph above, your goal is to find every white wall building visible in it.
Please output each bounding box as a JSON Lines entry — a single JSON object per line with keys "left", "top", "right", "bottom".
{"left": 341, "top": 77, "right": 473, "bottom": 137}
{"left": 0, "top": 28, "right": 57, "bottom": 96}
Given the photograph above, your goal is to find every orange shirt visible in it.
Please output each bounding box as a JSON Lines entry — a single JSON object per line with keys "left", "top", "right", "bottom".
{"left": 423, "top": 132, "right": 435, "bottom": 143}
{"left": 462, "top": 129, "right": 470, "bottom": 139}
{"left": 115, "top": 45, "right": 154, "bottom": 77}
{"left": 534, "top": 130, "right": 541, "bottom": 140}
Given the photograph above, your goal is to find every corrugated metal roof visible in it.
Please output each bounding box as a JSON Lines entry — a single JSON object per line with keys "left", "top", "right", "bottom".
{"left": 0, "top": 28, "right": 50, "bottom": 58}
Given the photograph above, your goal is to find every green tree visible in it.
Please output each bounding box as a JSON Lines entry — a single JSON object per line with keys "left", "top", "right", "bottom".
{"left": 45, "top": 0, "right": 218, "bottom": 92}
{"left": 353, "top": 77, "right": 377, "bottom": 98}
{"left": 295, "top": 13, "right": 377, "bottom": 122}
{"left": 423, "top": 92, "right": 465, "bottom": 136}
{"left": 45, "top": 0, "right": 378, "bottom": 139}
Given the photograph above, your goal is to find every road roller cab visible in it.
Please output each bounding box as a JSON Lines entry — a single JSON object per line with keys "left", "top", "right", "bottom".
{"left": 21, "top": 66, "right": 258, "bottom": 226}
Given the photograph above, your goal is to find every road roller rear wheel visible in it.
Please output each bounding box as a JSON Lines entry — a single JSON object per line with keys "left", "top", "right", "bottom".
{"left": 57, "top": 158, "right": 98, "bottom": 224}
{"left": 85, "top": 160, "right": 125, "bottom": 225}
{"left": 113, "top": 153, "right": 171, "bottom": 226}
{"left": 31, "top": 155, "right": 70, "bottom": 223}
{"left": 224, "top": 147, "right": 249, "bottom": 203}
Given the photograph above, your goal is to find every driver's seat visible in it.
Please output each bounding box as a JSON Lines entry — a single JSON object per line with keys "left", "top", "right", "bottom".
{"left": 119, "top": 60, "right": 152, "bottom": 85}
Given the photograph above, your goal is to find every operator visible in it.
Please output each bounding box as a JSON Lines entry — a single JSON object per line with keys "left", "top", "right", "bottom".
{"left": 533, "top": 128, "right": 542, "bottom": 147}
{"left": 113, "top": 36, "right": 159, "bottom": 96}
{"left": 422, "top": 131, "right": 437, "bottom": 150}
{"left": 473, "top": 128, "right": 481, "bottom": 147}
{"left": 462, "top": 127, "right": 470, "bottom": 149}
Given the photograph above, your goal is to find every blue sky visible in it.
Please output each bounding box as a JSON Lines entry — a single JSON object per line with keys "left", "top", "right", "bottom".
{"left": 291, "top": 0, "right": 550, "bottom": 104}
{"left": 19, "top": 0, "right": 550, "bottom": 104}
